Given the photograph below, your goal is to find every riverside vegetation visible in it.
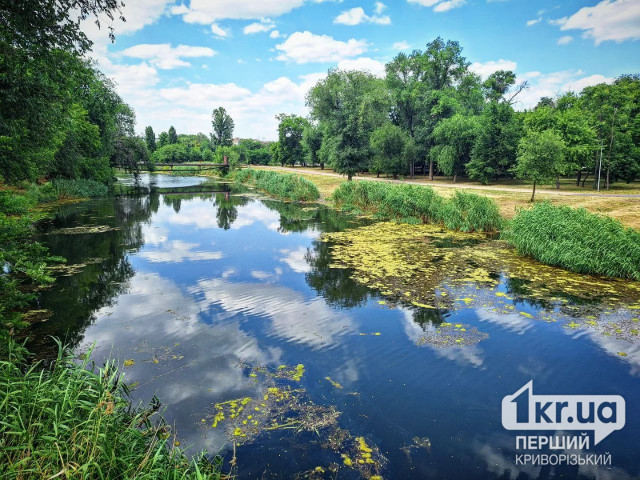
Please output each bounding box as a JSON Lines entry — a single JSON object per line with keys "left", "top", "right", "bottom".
{"left": 233, "top": 168, "right": 320, "bottom": 202}
{"left": 0, "top": 340, "right": 223, "bottom": 480}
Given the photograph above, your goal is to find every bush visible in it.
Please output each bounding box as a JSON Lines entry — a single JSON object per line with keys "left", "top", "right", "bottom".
{"left": 331, "top": 181, "right": 502, "bottom": 232}
{"left": 234, "top": 168, "right": 320, "bottom": 202}
{"left": 503, "top": 202, "right": 640, "bottom": 280}
{"left": 0, "top": 340, "right": 223, "bottom": 479}
{"left": 152, "top": 144, "right": 190, "bottom": 164}
{"left": 51, "top": 178, "right": 108, "bottom": 198}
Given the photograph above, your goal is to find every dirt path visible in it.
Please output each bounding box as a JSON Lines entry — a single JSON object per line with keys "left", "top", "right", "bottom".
{"left": 265, "top": 166, "right": 640, "bottom": 199}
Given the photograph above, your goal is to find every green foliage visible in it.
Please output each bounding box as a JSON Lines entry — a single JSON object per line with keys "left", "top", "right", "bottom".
{"left": 277, "top": 114, "right": 309, "bottom": 167}
{"left": 158, "top": 131, "right": 169, "bottom": 148}
{"left": 307, "top": 69, "right": 390, "bottom": 180}
{"left": 152, "top": 144, "right": 190, "bottom": 164}
{"left": 111, "top": 136, "right": 150, "bottom": 172}
{"left": 482, "top": 70, "right": 516, "bottom": 102}
{"left": 370, "top": 123, "right": 409, "bottom": 178}
{"left": 234, "top": 169, "right": 320, "bottom": 202}
{"left": 331, "top": 181, "right": 502, "bottom": 232}
{"left": 302, "top": 124, "right": 323, "bottom": 167}
{"left": 430, "top": 114, "right": 479, "bottom": 180}
{"left": 211, "top": 107, "right": 234, "bottom": 147}
{"left": 51, "top": 178, "right": 109, "bottom": 198}
{"left": 504, "top": 203, "right": 640, "bottom": 280}
{"left": 145, "top": 126, "right": 156, "bottom": 152}
{"left": 0, "top": 340, "right": 223, "bottom": 479}
{"left": 514, "top": 130, "right": 566, "bottom": 200}
{"left": 214, "top": 146, "right": 240, "bottom": 172}
{"left": 467, "top": 101, "right": 522, "bottom": 184}
{"left": 168, "top": 126, "right": 178, "bottom": 144}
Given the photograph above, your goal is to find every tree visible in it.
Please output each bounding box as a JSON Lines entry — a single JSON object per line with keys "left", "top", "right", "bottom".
{"left": 302, "top": 124, "right": 323, "bottom": 168}
{"left": 158, "top": 132, "right": 169, "bottom": 148}
{"left": 277, "top": 114, "right": 309, "bottom": 167}
{"left": 370, "top": 123, "right": 409, "bottom": 178}
{"left": 307, "top": 69, "right": 390, "bottom": 180}
{"left": 144, "top": 126, "right": 156, "bottom": 152}
{"left": 111, "top": 136, "right": 150, "bottom": 172}
{"left": 514, "top": 130, "right": 565, "bottom": 202}
{"left": 430, "top": 114, "right": 479, "bottom": 182}
{"left": 168, "top": 126, "right": 178, "bottom": 144}
{"left": 482, "top": 70, "right": 516, "bottom": 102}
{"left": 152, "top": 144, "right": 189, "bottom": 163}
{"left": 211, "top": 107, "right": 234, "bottom": 147}
{"left": 269, "top": 142, "right": 283, "bottom": 166}
{"left": 467, "top": 101, "right": 522, "bottom": 183}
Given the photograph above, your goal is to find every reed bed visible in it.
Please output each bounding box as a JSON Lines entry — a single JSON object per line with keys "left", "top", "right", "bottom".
{"left": 0, "top": 340, "right": 223, "bottom": 480}
{"left": 234, "top": 169, "right": 320, "bottom": 202}
{"left": 503, "top": 202, "right": 640, "bottom": 280}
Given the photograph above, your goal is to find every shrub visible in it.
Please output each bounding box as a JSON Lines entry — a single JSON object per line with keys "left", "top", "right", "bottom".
{"left": 234, "top": 168, "right": 320, "bottom": 202}
{"left": 503, "top": 202, "right": 640, "bottom": 280}
{"left": 331, "top": 181, "right": 502, "bottom": 232}
{"left": 0, "top": 340, "right": 223, "bottom": 479}
{"left": 51, "top": 178, "right": 108, "bottom": 198}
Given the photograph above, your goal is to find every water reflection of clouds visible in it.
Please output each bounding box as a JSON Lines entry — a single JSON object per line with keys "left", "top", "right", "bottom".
{"left": 191, "top": 277, "right": 353, "bottom": 350}
{"left": 475, "top": 307, "right": 534, "bottom": 335}
{"left": 576, "top": 329, "right": 640, "bottom": 376}
{"left": 79, "top": 272, "right": 281, "bottom": 453}
{"left": 140, "top": 240, "right": 224, "bottom": 263}
{"left": 400, "top": 308, "right": 485, "bottom": 368}
{"left": 279, "top": 247, "right": 311, "bottom": 273}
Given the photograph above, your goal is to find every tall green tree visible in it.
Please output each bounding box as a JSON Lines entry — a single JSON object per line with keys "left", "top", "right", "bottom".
{"left": 211, "top": 107, "right": 234, "bottom": 147}
{"left": 467, "top": 101, "right": 522, "bottom": 183}
{"left": 430, "top": 114, "right": 479, "bottom": 182}
{"left": 514, "top": 130, "right": 566, "bottom": 202}
{"left": 302, "top": 124, "right": 323, "bottom": 168}
{"left": 276, "top": 114, "right": 309, "bottom": 167}
{"left": 167, "top": 126, "right": 178, "bottom": 145}
{"left": 144, "top": 126, "right": 156, "bottom": 153}
{"left": 307, "top": 69, "right": 390, "bottom": 180}
{"left": 370, "top": 123, "right": 409, "bottom": 178}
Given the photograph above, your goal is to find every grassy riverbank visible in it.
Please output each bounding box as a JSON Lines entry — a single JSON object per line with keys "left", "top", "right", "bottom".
{"left": 234, "top": 168, "right": 320, "bottom": 201}
{"left": 0, "top": 340, "right": 223, "bottom": 480}
{"left": 255, "top": 166, "right": 640, "bottom": 230}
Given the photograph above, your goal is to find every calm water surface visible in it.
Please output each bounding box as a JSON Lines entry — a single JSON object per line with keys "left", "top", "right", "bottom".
{"left": 29, "top": 174, "right": 640, "bottom": 479}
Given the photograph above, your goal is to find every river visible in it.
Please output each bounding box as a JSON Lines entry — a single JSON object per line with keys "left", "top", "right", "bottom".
{"left": 28, "top": 173, "right": 640, "bottom": 479}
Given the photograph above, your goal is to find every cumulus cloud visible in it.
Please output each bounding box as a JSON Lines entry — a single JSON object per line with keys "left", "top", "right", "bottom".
{"left": 557, "top": 35, "right": 574, "bottom": 45}
{"left": 552, "top": 0, "right": 640, "bottom": 45}
{"left": 407, "top": 0, "right": 466, "bottom": 13}
{"left": 337, "top": 57, "right": 386, "bottom": 77}
{"left": 469, "top": 59, "right": 517, "bottom": 79}
{"left": 526, "top": 17, "right": 541, "bottom": 26}
{"left": 275, "top": 31, "right": 368, "bottom": 63}
{"left": 334, "top": 6, "right": 391, "bottom": 25}
{"left": 210, "top": 23, "right": 228, "bottom": 38}
{"left": 119, "top": 43, "right": 216, "bottom": 69}
{"left": 243, "top": 18, "right": 276, "bottom": 34}
{"left": 392, "top": 41, "right": 410, "bottom": 50}
{"left": 171, "top": 0, "right": 306, "bottom": 23}
{"left": 515, "top": 71, "right": 614, "bottom": 109}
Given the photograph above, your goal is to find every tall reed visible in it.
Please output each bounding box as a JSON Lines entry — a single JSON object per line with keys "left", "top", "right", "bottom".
{"left": 234, "top": 169, "right": 320, "bottom": 202}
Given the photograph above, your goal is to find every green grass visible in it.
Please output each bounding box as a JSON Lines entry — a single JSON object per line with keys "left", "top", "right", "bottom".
{"left": 234, "top": 168, "right": 320, "bottom": 202}
{"left": 331, "top": 181, "right": 503, "bottom": 232}
{"left": 51, "top": 178, "right": 109, "bottom": 198}
{"left": 503, "top": 202, "right": 640, "bottom": 280}
{"left": 0, "top": 340, "right": 223, "bottom": 480}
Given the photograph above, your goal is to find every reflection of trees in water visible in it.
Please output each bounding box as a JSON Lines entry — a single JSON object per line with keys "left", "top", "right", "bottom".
{"left": 411, "top": 307, "right": 446, "bottom": 328}
{"left": 215, "top": 192, "right": 249, "bottom": 230}
{"left": 26, "top": 195, "right": 157, "bottom": 358}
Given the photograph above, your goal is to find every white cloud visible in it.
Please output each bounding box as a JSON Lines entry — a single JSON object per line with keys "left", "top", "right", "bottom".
{"left": 243, "top": 18, "right": 276, "bottom": 34}
{"left": 210, "top": 23, "right": 228, "bottom": 38}
{"left": 553, "top": 0, "right": 640, "bottom": 45}
{"left": 334, "top": 7, "right": 391, "bottom": 25}
{"left": 469, "top": 59, "right": 517, "bottom": 79}
{"left": 407, "top": 0, "right": 466, "bottom": 13}
{"left": 392, "top": 41, "right": 410, "bottom": 50}
{"left": 526, "top": 17, "right": 541, "bottom": 26}
{"left": 270, "top": 30, "right": 285, "bottom": 39}
{"left": 337, "top": 57, "right": 386, "bottom": 77}
{"left": 275, "top": 31, "right": 368, "bottom": 63}
{"left": 557, "top": 35, "right": 574, "bottom": 45}
{"left": 433, "top": 0, "right": 466, "bottom": 12}
{"left": 375, "top": 2, "right": 387, "bottom": 14}
{"left": 279, "top": 247, "right": 311, "bottom": 273}
{"left": 140, "top": 241, "right": 224, "bottom": 263}
{"left": 172, "top": 0, "right": 307, "bottom": 23}
{"left": 119, "top": 43, "right": 217, "bottom": 69}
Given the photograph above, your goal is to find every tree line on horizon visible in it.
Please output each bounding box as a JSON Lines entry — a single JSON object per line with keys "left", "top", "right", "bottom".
{"left": 267, "top": 37, "right": 639, "bottom": 193}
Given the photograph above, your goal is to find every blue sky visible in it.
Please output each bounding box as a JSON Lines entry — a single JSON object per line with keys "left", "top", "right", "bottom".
{"left": 82, "top": 0, "right": 640, "bottom": 140}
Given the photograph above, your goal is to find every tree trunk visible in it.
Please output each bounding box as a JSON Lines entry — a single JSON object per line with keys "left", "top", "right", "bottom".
{"left": 453, "top": 174, "right": 457, "bottom": 183}
{"left": 530, "top": 181, "right": 536, "bottom": 203}
{"left": 377, "top": 172, "right": 380, "bottom": 178}
{"left": 410, "top": 159, "right": 415, "bottom": 178}
{"left": 347, "top": 173, "right": 353, "bottom": 181}
{"left": 556, "top": 175, "right": 560, "bottom": 190}
{"left": 582, "top": 171, "right": 590, "bottom": 188}
{"left": 320, "top": 163, "right": 324, "bottom": 170}
{"left": 429, "top": 160, "right": 434, "bottom": 181}
{"left": 606, "top": 167, "right": 610, "bottom": 190}
{"left": 605, "top": 107, "right": 617, "bottom": 191}
{"left": 576, "top": 170, "right": 582, "bottom": 186}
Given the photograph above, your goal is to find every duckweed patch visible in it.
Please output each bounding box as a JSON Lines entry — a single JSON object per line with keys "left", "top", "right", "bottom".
{"left": 416, "top": 323, "right": 488, "bottom": 347}
{"left": 322, "top": 222, "right": 640, "bottom": 340}
{"left": 401, "top": 436, "right": 432, "bottom": 462}
{"left": 47, "top": 225, "right": 120, "bottom": 235}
